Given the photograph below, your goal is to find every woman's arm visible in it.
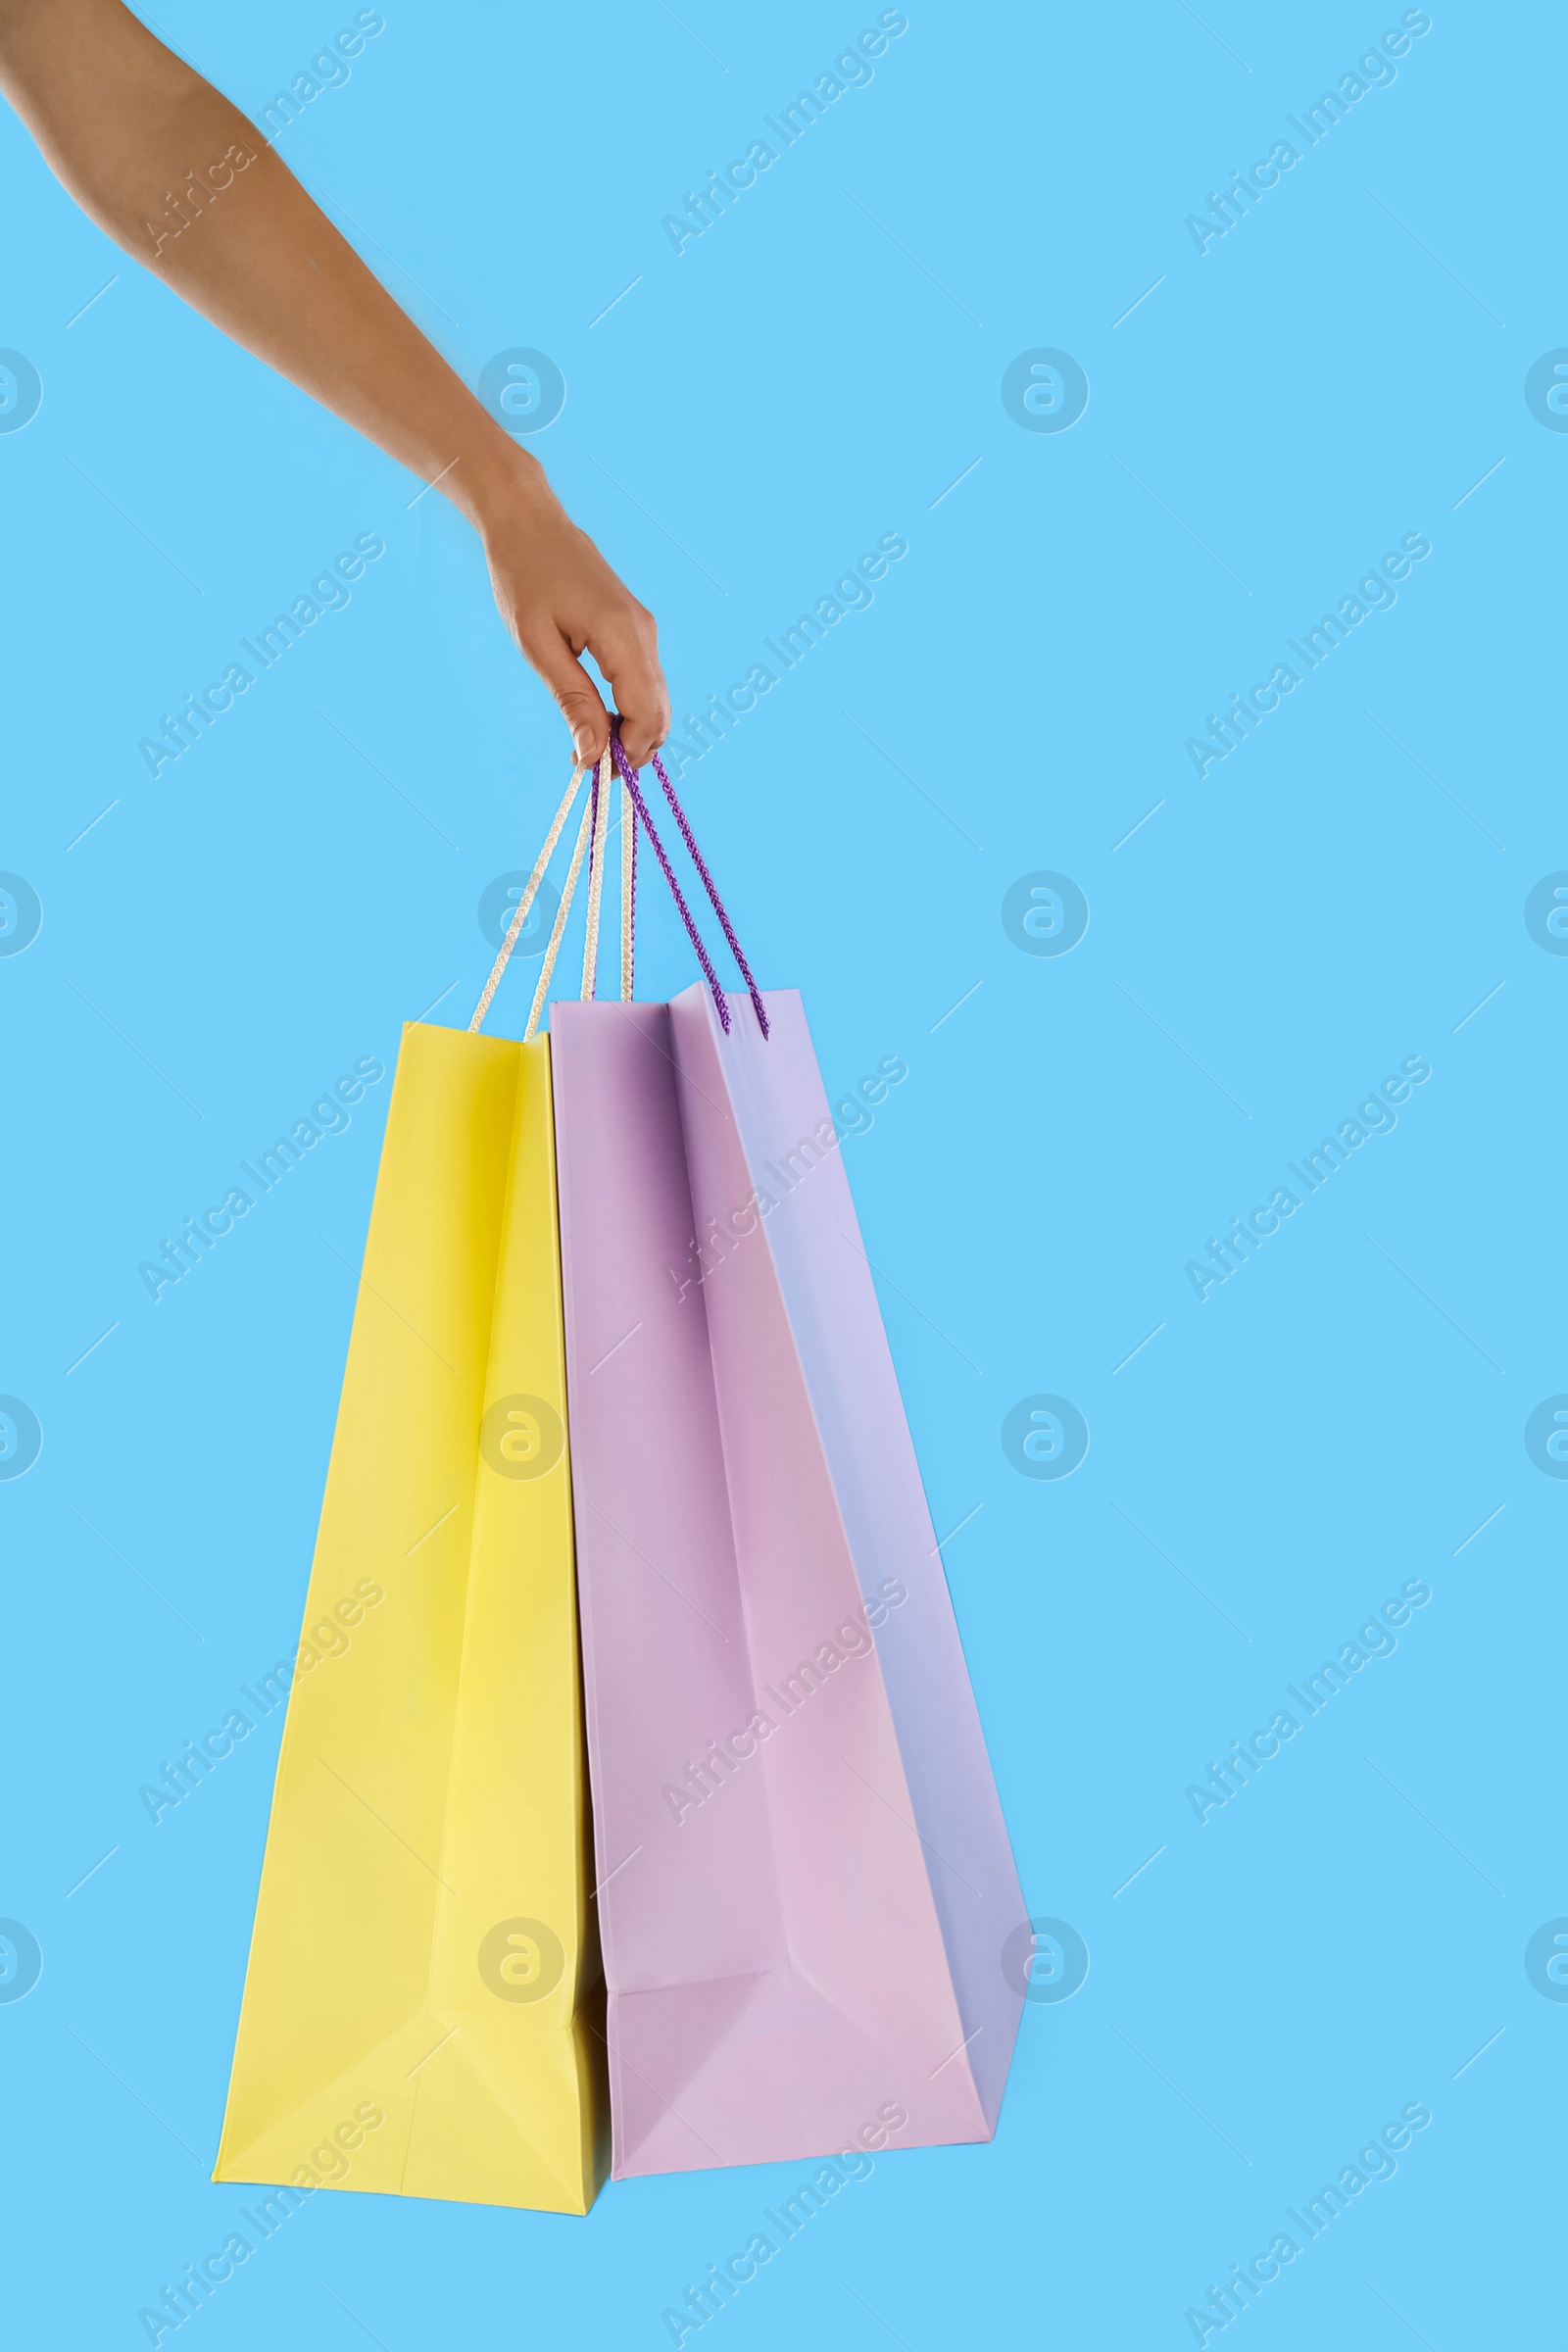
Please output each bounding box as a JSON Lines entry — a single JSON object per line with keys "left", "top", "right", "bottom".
{"left": 0, "top": 0, "right": 669, "bottom": 763}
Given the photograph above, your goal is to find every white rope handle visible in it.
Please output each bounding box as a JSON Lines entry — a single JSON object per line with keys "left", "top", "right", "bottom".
{"left": 468, "top": 764, "right": 586, "bottom": 1031}
{"left": 579, "top": 746, "right": 612, "bottom": 1001}
{"left": 620, "top": 766, "right": 635, "bottom": 1001}
{"left": 524, "top": 789, "right": 595, "bottom": 1042}
{"left": 467, "top": 739, "right": 643, "bottom": 1039}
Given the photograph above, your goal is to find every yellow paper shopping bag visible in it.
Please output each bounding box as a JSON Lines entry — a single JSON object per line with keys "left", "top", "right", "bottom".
{"left": 214, "top": 1017, "right": 607, "bottom": 2214}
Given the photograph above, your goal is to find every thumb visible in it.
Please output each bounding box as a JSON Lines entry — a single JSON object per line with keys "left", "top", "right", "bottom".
{"left": 519, "top": 628, "right": 610, "bottom": 765}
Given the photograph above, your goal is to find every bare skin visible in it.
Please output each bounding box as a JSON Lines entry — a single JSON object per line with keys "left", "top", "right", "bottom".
{"left": 0, "top": 0, "right": 669, "bottom": 765}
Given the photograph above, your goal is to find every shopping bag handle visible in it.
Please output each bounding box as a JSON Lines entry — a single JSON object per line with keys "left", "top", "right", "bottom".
{"left": 470, "top": 755, "right": 592, "bottom": 1034}
{"left": 468, "top": 725, "right": 766, "bottom": 1039}
{"left": 467, "top": 747, "right": 632, "bottom": 1039}
{"left": 609, "top": 726, "right": 769, "bottom": 1041}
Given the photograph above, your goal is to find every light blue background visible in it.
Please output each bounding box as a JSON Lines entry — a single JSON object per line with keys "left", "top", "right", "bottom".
{"left": 2, "top": 3, "right": 1560, "bottom": 2344}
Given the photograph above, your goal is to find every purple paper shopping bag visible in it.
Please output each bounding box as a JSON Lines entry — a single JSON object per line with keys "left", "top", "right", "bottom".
{"left": 544, "top": 746, "right": 1028, "bottom": 2181}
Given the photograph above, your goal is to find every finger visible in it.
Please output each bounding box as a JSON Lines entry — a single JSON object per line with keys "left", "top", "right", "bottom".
{"left": 589, "top": 619, "right": 669, "bottom": 768}
{"left": 518, "top": 626, "right": 611, "bottom": 766}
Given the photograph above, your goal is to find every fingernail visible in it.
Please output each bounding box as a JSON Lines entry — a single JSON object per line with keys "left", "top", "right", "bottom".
{"left": 572, "top": 726, "right": 592, "bottom": 759}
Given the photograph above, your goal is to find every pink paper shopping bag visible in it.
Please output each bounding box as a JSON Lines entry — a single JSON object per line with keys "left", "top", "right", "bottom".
{"left": 536, "top": 734, "right": 1028, "bottom": 2181}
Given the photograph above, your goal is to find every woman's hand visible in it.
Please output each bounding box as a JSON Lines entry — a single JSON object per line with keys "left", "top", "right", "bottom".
{"left": 480, "top": 461, "right": 670, "bottom": 769}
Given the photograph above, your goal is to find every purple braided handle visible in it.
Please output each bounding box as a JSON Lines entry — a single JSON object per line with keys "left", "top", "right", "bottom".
{"left": 609, "top": 729, "right": 733, "bottom": 1034}
{"left": 648, "top": 748, "right": 769, "bottom": 1040}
